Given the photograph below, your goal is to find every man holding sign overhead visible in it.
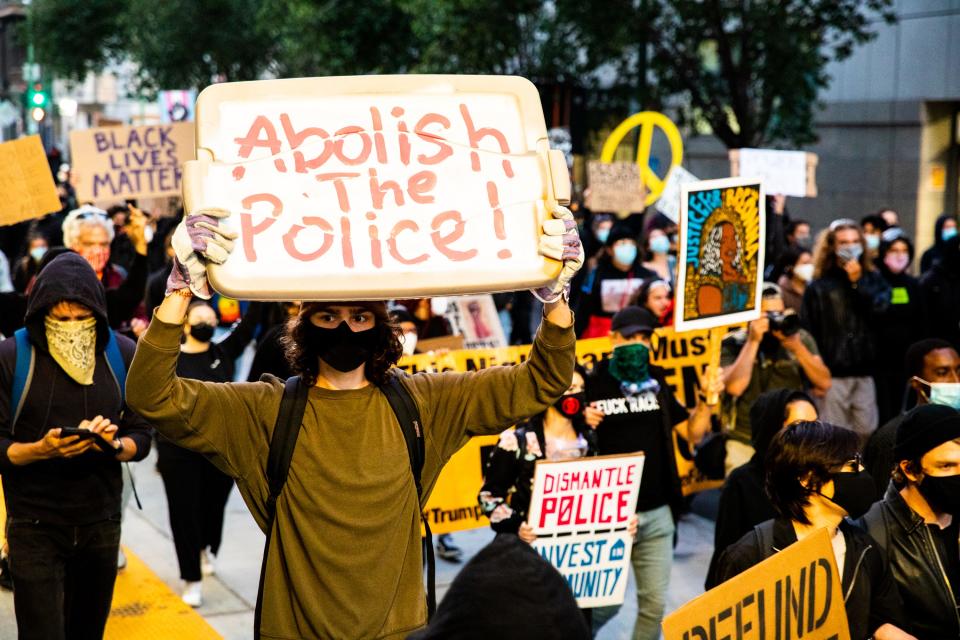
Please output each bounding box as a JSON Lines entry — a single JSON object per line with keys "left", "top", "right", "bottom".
{"left": 127, "top": 200, "right": 582, "bottom": 638}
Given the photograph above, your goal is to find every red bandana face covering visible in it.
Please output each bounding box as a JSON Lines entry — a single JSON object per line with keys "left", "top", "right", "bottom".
{"left": 553, "top": 392, "right": 585, "bottom": 418}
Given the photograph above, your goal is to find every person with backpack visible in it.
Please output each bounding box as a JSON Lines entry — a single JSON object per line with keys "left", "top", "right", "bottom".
{"left": 125, "top": 204, "right": 582, "bottom": 639}
{"left": 0, "top": 252, "right": 153, "bottom": 639}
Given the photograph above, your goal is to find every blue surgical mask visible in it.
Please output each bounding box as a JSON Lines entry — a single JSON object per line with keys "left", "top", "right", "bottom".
{"left": 613, "top": 244, "right": 637, "bottom": 266}
{"left": 596, "top": 227, "right": 610, "bottom": 244}
{"left": 944, "top": 227, "right": 959, "bottom": 242}
{"left": 837, "top": 243, "right": 863, "bottom": 263}
{"left": 930, "top": 382, "right": 960, "bottom": 409}
{"left": 30, "top": 246, "right": 47, "bottom": 262}
{"left": 649, "top": 236, "right": 670, "bottom": 255}
{"left": 865, "top": 235, "right": 880, "bottom": 251}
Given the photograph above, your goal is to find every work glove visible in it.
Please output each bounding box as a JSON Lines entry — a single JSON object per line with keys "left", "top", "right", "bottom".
{"left": 531, "top": 205, "right": 584, "bottom": 304}
{"left": 165, "top": 208, "right": 237, "bottom": 299}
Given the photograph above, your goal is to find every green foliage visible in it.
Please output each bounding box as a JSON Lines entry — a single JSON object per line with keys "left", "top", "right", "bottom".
{"left": 27, "top": 0, "right": 896, "bottom": 147}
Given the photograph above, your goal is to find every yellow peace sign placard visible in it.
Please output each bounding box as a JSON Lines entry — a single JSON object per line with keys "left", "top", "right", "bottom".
{"left": 599, "top": 111, "right": 683, "bottom": 206}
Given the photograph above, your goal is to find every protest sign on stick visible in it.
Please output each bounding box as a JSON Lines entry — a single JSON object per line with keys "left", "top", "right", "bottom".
{"left": 729, "top": 148, "right": 818, "bottom": 198}
{"left": 527, "top": 453, "right": 644, "bottom": 607}
{"left": 70, "top": 122, "right": 195, "bottom": 203}
{"left": 0, "top": 136, "right": 61, "bottom": 226}
{"left": 182, "top": 75, "right": 571, "bottom": 300}
{"left": 585, "top": 161, "right": 646, "bottom": 214}
{"left": 662, "top": 527, "right": 850, "bottom": 640}
{"left": 675, "top": 177, "right": 765, "bottom": 332}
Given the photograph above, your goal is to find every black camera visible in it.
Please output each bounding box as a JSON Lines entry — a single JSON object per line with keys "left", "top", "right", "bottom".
{"left": 767, "top": 311, "right": 800, "bottom": 336}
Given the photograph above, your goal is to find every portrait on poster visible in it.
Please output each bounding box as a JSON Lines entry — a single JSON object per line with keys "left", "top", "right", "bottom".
{"left": 675, "top": 177, "right": 765, "bottom": 331}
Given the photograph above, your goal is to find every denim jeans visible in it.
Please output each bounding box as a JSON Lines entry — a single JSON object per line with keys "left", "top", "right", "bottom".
{"left": 7, "top": 517, "right": 120, "bottom": 640}
{"left": 592, "top": 504, "right": 675, "bottom": 640}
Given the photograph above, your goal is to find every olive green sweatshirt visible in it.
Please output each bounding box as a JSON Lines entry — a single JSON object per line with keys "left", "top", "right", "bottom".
{"left": 126, "top": 312, "right": 575, "bottom": 640}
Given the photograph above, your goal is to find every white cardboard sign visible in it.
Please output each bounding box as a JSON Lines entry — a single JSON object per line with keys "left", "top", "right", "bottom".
{"left": 655, "top": 165, "right": 699, "bottom": 223}
{"left": 183, "top": 75, "right": 569, "bottom": 300}
{"left": 731, "top": 148, "right": 817, "bottom": 198}
{"left": 527, "top": 453, "right": 644, "bottom": 608}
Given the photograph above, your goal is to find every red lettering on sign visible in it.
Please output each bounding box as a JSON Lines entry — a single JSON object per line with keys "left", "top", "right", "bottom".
{"left": 283, "top": 216, "right": 334, "bottom": 261}
{"left": 460, "top": 104, "right": 514, "bottom": 178}
{"left": 316, "top": 172, "right": 360, "bottom": 213}
{"left": 539, "top": 497, "right": 557, "bottom": 528}
{"left": 387, "top": 220, "right": 428, "bottom": 265}
{"left": 430, "top": 210, "right": 477, "bottom": 262}
{"left": 239, "top": 193, "right": 283, "bottom": 261}
{"left": 407, "top": 171, "right": 436, "bottom": 204}
{"left": 617, "top": 490, "right": 630, "bottom": 522}
{"left": 333, "top": 126, "right": 372, "bottom": 166}
{"left": 415, "top": 113, "right": 453, "bottom": 165}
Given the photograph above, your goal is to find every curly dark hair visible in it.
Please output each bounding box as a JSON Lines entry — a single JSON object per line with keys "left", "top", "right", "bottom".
{"left": 281, "top": 303, "right": 403, "bottom": 387}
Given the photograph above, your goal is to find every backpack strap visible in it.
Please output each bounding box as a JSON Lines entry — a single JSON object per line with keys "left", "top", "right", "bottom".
{"left": 255, "top": 375, "right": 309, "bottom": 640}
{"left": 380, "top": 373, "right": 435, "bottom": 619}
{"left": 753, "top": 520, "right": 777, "bottom": 559}
{"left": 11, "top": 328, "right": 34, "bottom": 431}
{"left": 104, "top": 330, "right": 126, "bottom": 399}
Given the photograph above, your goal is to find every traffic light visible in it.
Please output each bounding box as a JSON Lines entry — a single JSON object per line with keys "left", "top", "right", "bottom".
{"left": 26, "top": 82, "right": 51, "bottom": 122}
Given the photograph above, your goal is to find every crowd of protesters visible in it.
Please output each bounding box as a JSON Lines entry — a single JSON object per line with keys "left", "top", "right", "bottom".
{"left": 0, "top": 169, "right": 958, "bottom": 640}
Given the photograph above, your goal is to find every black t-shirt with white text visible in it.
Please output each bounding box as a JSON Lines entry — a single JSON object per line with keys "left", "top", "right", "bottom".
{"left": 587, "top": 360, "right": 688, "bottom": 511}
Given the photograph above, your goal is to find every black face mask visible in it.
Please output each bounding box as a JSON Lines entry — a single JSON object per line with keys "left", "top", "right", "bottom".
{"left": 820, "top": 470, "right": 876, "bottom": 519}
{"left": 189, "top": 323, "right": 215, "bottom": 343}
{"left": 304, "top": 320, "right": 380, "bottom": 373}
{"left": 553, "top": 392, "right": 585, "bottom": 418}
{"left": 918, "top": 473, "right": 960, "bottom": 515}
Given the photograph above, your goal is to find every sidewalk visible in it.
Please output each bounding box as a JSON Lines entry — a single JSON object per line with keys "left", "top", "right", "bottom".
{"left": 0, "top": 447, "right": 715, "bottom": 639}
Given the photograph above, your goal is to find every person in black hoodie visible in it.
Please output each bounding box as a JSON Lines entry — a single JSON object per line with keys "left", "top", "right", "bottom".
{"left": 706, "top": 388, "right": 818, "bottom": 587}
{"left": 875, "top": 229, "right": 926, "bottom": 424}
{"left": 0, "top": 252, "right": 152, "bottom": 639}
{"left": 919, "top": 213, "right": 958, "bottom": 273}
{"left": 158, "top": 298, "right": 261, "bottom": 607}
{"left": 920, "top": 233, "right": 960, "bottom": 351}
{"left": 713, "top": 421, "right": 912, "bottom": 640}
{"left": 801, "top": 219, "right": 890, "bottom": 437}
{"left": 406, "top": 533, "right": 589, "bottom": 640}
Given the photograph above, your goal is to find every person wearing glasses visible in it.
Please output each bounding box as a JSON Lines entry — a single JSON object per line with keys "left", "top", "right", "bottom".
{"left": 800, "top": 218, "right": 891, "bottom": 438}
{"left": 62, "top": 204, "right": 151, "bottom": 331}
{"left": 713, "top": 421, "right": 914, "bottom": 640}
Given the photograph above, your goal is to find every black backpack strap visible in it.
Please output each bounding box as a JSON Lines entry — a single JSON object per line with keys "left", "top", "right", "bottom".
{"left": 255, "top": 375, "right": 309, "bottom": 639}
{"left": 753, "top": 520, "right": 777, "bottom": 559}
{"left": 380, "top": 373, "right": 435, "bottom": 619}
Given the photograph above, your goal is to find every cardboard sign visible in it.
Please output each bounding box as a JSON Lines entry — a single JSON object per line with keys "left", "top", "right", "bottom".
{"left": 70, "top": 122, "right": 196, "bottom": 202}
{"left": 183, "top": 75, "right": 570, "bottom": 300}
{"left": 527, "top": 454, "right": 644, "bottom": 607}
{"left": 586, "top": 161, "right": 647, "bottom": 214}
{"left": 676, "top": 177, "right": 765, "bottom": 331}
{"left": 729, "top": 148, "right": 818, "bottom": 198}
{"left": 445, "top": 294, "right": 507, "bottom": 349}
{"left": 656, "top": 166, "right": 699, "bottom": 223}
{"left": 0, "top": 136, "right": 61, "bottom": 226}
{"left": 662, "top": 528, "right": 850, "bottom": 640}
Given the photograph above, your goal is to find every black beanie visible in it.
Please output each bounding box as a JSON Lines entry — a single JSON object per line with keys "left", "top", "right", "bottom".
{"left": 407, "top": 534, "right": 589, "bottom": 639}
{"left": 894, "top": 404, "right": 960, "bottom": 462}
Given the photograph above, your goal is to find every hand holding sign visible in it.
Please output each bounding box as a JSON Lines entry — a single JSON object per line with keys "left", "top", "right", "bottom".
{"left": 167, "top": 207, "right": 239, "bottom": 299}
{"left": 532, "top": 205, "right": 584, "bottom": 303}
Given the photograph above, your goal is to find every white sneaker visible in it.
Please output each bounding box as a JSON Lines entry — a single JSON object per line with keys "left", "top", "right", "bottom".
{"left": 182, "top": 581, "right": 203, "bottom": 608}
{"left": 201, "top": 550, "right": 215, "bottom": 577}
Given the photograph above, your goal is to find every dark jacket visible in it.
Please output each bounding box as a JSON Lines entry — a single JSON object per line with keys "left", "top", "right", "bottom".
{"left": 478, "top": 418, "right": 597, "bottom": 534}
{"left": 713, "top": 518, "right": 906, "bottom": 640}
{"left": 858, "top": 483, "right": 960, "bottom": 638}
{"left": 920, "top": 235, "right": 960, "bottom": 351}
{"left": 863, "top": 414, "right": 905, "bottom": 498}
{"left": 920, "top": 214, "right": 956, "bottom": 273}
{"left": 800, "top": 267, "right": 890, "bottom": 377}
{"left": 0, "top": 253, "right": 152, "bottom": 525}
{"left": 574, "top": 257, "right": 656, "bottom": 337}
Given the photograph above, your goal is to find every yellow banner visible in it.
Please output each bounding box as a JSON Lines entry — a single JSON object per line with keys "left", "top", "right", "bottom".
{"left": 415, "top": 327, "right": 722, "bottom": 534}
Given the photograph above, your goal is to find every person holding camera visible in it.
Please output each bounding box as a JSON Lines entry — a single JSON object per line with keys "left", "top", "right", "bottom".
{"left": 802, "top": 219, "right": 891, "bottom": 438}
{"left": 721, "top": 283, "right": 831, "bottom": 473}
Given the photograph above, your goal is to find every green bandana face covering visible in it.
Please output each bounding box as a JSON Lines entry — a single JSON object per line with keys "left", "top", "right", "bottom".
{"left": 609, "top": 342, "right": 651, "bottom": 384}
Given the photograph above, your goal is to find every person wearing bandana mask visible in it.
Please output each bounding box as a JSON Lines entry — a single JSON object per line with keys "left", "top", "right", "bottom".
{"left": 126, "top": 203, "right": 581, "bottom": 639}
{"left": 156, "top": 300, "right": 262, "bottom": 607}
{"left": 801, "top": 219, "right": 891, "bottom": 438}
{"left": 717, "top": 421, "right": 913, "bottom": 640}
{"left": 0, "top": 253, "right": 153, "bottom": 639}
{"left": 585, "top": 306, "right": 723, "bottom": 640}
{"left": 721, "top": 284, "right": 831, "bottom": 473}
{"left": 860, "top": 404, "right": 960, "bottom": 638}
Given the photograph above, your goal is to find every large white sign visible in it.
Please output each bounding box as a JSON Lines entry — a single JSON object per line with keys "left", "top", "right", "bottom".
{"left": 731, "top": 148, "right": 817, "bottom": 198}
{"left": 183, "top": 75, "right": 570, "bottom": 300}
{"left": 655, "top": 165, "right": 699, "bottom": 223}
{"left": 527, "top": 453, "right": 644, "bottom": 608}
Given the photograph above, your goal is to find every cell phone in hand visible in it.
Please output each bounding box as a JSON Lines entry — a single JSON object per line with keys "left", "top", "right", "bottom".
{"left": 57, "top": 427, "right": 117, "bottom": 453}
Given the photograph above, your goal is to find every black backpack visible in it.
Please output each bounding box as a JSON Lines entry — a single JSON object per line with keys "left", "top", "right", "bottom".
{"left": 253, "top": 374, "right": 435, "bottom": 638}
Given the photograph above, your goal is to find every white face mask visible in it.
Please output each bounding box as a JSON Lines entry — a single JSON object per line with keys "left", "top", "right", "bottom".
{"left": 430, "top": 298, "right": 449, "bottom": 316}
{"left": 794, "top": 263, "right": 815, "bottom": 283}
{"left": 399, "top": 331, "right": 418, "bottom": 356}
{"left": 914, "top": 378, "right": 960, "bottom": 409}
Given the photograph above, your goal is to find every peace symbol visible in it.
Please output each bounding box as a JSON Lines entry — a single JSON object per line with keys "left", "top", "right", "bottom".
{"left": 599, "top": 111, "right": 684, "bottom": 206}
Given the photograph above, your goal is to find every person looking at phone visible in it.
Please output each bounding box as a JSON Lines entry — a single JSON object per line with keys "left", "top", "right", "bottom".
{"left": 0, "top": 252, "right": 153, "bottom": 639}
{"left": 801, "top": 218, "right": 891, "bottom": 438}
